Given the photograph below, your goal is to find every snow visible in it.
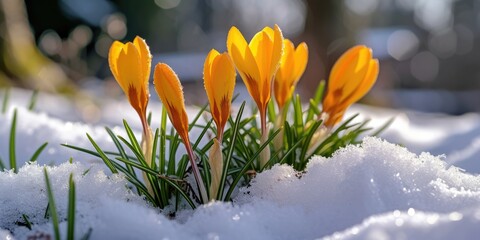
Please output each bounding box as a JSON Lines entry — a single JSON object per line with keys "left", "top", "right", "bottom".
{"left": 2, "top": 88, "right": 480, "bottom": 239}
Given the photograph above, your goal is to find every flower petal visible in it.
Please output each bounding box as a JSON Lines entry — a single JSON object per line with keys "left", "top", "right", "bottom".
{"left": 133, "top": 36, "right": 152, "bottom": 87}
{"left": 153, "top": 63, "right": 190, "bottom": 141}
{"left": 203, "top": 49, "right": 220, "bottom": 115}
{"left": 108, "top": 41, "right": 125, "bottom": 87}
{"left": 210, "top": 53, "right": 236, "bottom": 130}
{"left": 293, "top": 42, "right": 308, "bottom": 84}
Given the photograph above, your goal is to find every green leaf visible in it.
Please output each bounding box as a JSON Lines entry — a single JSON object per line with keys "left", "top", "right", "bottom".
{"left": 29, "top": 142, "right": 48, "bottom": 163}
{"left": 44, "top": 168, "right": 60, "bottom": 240}
{"left": 67, "top": 174, "right": 76, "bottom": 240}
{"left": 27, "top": 90, "right": 39, "bottom": 111}
{"left": 86, "top": 133, "right": 118, "bottom": 174}
{"left": 9, "top": 109, "right": 17, "bottom": 173}
{"left": 105, "top": 127, "right": 138, "bottom": 195}
{"left": 217, "top": 102, "right": 245, "bottom": 200}
{"left": 293, "top": 95, "right": 304, "bottom": 134}
{"left": 80, "top": 228, "right": 93, "bottom": 240}
{"left": 21, "top": 214, "right": 32, "bottom": 230}
{"left": 114, "top": 157, "right": 196, "bottom": 209}
{"left": 123, "top": 120, "right": 143, "bottom": 156}
{"left": 2, "top": 88, "right": 10, "bottom": 114}
{"left": 306, "top": 80, "right": 325, "bottom": 123}
{"left": 225, "top": 128, "right": 281, "bottom": 201}
{"left": 267, "top": 100, "right": 276, "bottom": 123}
{"left": 372, "top": 117, "right": 395, "bottom": 137}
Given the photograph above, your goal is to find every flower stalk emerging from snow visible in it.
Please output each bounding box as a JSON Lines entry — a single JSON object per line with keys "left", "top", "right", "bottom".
{"left": 227, "top": 25, "right": 284, "bottom": 168}
{"left": 322, "top": 45, "right": 379, "bottom": 127}
{"left": 108, "top": 36, "right": 154, "bottom": 193}
{"left": 154, "top": 63, "right": 208, "bottom": 203}
{"left": 203, "top": 49, "right": 236, "bottom": 200}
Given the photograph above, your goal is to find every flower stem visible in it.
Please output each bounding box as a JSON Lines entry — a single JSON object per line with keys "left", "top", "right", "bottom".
{"left": 259, "top": 107, "right": 270, "bottom": 169}
{"left": 185, "top": 141, "right": 209, "bottom": 203}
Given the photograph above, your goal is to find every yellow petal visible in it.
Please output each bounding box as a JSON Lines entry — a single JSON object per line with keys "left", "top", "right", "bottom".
{"left": 117, "top": 43, "right": 144, "bottom": 109}
{"left": 108, "top": 41, "right": 125, "bottom": 89}
{"left": 293, "top": 42, "right": 308, "bottom": 83}
{"left": 153, "top": 63, "right": 190, "bottom": 141}
{"left": 133, "top": 36, "right": 152, "bottom": 89}
{"left": 227, "top": 27, "right": 261, "bottom": 107}
{"left": 203, "top": 49, "right": 220, "bottom": 114}
{"left": 328, "top": 45, "right": 366, "bottom": 93}
{"left": 270, "top": 24, "right": 284, "bottom": 80}
{"left": 274, "top": 40, "right": 294, "bottom": 109}
{"left": 323, "top": 45, "right": 379, "bottom": 127}
{"left": 249, "top": 28, "right": 273, "bottom": 80}
{"left": 339, "top": 47, "right": 372, "bottom": 102}
{"left": 345, "top": 59, "right": 379, "bottom": 106}
{"left": 210, "top": 53, "right": 236, "bottom": 131}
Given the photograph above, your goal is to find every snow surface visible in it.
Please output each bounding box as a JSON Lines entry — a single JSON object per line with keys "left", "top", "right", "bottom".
{"left": 1, "top": 88, "right": 480, "bottom": 239}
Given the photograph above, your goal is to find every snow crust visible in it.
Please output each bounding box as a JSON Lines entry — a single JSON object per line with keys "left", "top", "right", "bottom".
{"left": 1, "top": 89, "right": 480, "bottom": 239}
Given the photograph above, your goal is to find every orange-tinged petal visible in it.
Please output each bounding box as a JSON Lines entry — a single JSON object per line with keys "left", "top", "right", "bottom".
{"left": 116, "top": 43, "right": 144, "bottom": 110}
{"left": 108, "top": 41, "right": 124, "bottom": 80}
{"left": 133, "top": 36, "right": 152, "bottom": 87}
{"left": 228, "top": 29, "right": 261, "bottom": 107}
{"left": 323, "top": 45, "right": 379, "bottom": 127}
{"left": 270, "top": 25, "right": 284, "bottom": 80}
{"left": 108, "top": 37, "right": 152, "bottom": 120}
{"left": 346, "top": 59, "right": 379, "bottom": 105}
{"left": 227, "top": 25, "right": 285, "bottom": 133}
{"left": 328, "top": 45, "right": 365, "bottom": 92}
{"left": 203, "top": 49, "right": 220, "bottom": 111}
{"left": 338, "top": 47, "right": 372, "bottom": 102}
{"left": 153, "top": 63, "right": 190, "bottom": 141}
{"left": 274, "top": 40, "right": 308, "bottom": 109}
{"left": 293, "top": 42, "right": 308, "bottom": 82}
{"left": 249, "top": 28, "right": 273, "bottom": 80}
{"left": 209, "top": 53, "right": 236, "bottom": 131}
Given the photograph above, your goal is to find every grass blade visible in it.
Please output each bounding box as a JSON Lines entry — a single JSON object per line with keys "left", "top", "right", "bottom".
{"left": 21, "top": 214, "right": 32, "bottom": 230}
{"left": 29, "top": 142, "right": 48, "bottom": 162}
{"left": 2, "top": 88, "right": 10, "bottom": 114}
{"left": 217, "top": 102, "right": 245, "bottom": 200}
{"left": 9, "top": 109, "right": 17, "bottom": 173}
{"left": 225, "top": 128, "right": 281, "bottom": 201}
{"left": 306, "top": 80, "right": 325, "bottom": 122}
{"left": 27, "top": 90, "right": 39, "bottom": 111}
{"left": 67, "top": 174, "right": 76, "bottom": 240}
{"left": 44, "top": 168, "right": 60, "bottom": 240}
{"left": 105, "top": 127, "right": 137, "bottom": 180}
{"left": 86, "top": 133, "right": 118, "bottom": 174}
{"left": 372, "top": 117, "right": 394, "bottom": 137}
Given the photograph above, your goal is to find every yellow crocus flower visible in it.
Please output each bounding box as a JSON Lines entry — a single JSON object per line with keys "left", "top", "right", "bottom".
{"left": 108, "top": 36, "right": 151, "bottom": 126}
{"left": 203, "top": 49, "right": 236, "bottom": 200}
{"left": 227, "top": 25, "right": 284, "bottom": 169}
{"left": 323, "top": 45, "right": 379, "bottom": 127}
{"left": 274, "top": 40, "right": 308, "bottom": 110}
{"left": 153, "top": 63, "right": 208, "bottom": 203}
{"left": 227, "top": 24, "right": 284, "bottom": 132}
{"left": 153, "top": 63, "right": 190, "bottom": 144}
{"left": 203, "top": 49, "right": 236, "bottom": 141}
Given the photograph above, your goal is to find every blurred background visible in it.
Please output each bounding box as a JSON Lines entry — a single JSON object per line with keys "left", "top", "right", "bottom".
{"left": 0, "top": 0, "right": 479, "bottom": 117}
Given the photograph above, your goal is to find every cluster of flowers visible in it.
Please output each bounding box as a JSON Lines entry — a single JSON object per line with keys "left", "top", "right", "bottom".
{"left": 108, "top": 25, "right": 378, "bottom": 203}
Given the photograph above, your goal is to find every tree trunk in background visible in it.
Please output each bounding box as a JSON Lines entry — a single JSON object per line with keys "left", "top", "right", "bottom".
{"left": 299, "top": 0, "right": 352, "bottom": 99}
{"left": 0, "top": 0, "right": 71, "bottom": 91}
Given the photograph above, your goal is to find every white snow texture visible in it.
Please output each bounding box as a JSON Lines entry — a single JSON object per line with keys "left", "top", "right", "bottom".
{"left": 1, "top": 90, "right": 480, "bottom": 239}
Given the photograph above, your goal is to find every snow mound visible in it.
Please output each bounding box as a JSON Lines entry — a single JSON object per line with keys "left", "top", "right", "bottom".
{"left": 2, "top": 136, "right": 480, "bottom": 239}
{"left": 0, "top": 107, "right": 118, "bottom": 167}
{"left": 0, "top": 162, "right": 144, "bottom": 238}
{"left": 325, "top": 208, "right": 480, "bottom": 240}
{"left": 236, "top": 137, "right": 480, "bottom": 238}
